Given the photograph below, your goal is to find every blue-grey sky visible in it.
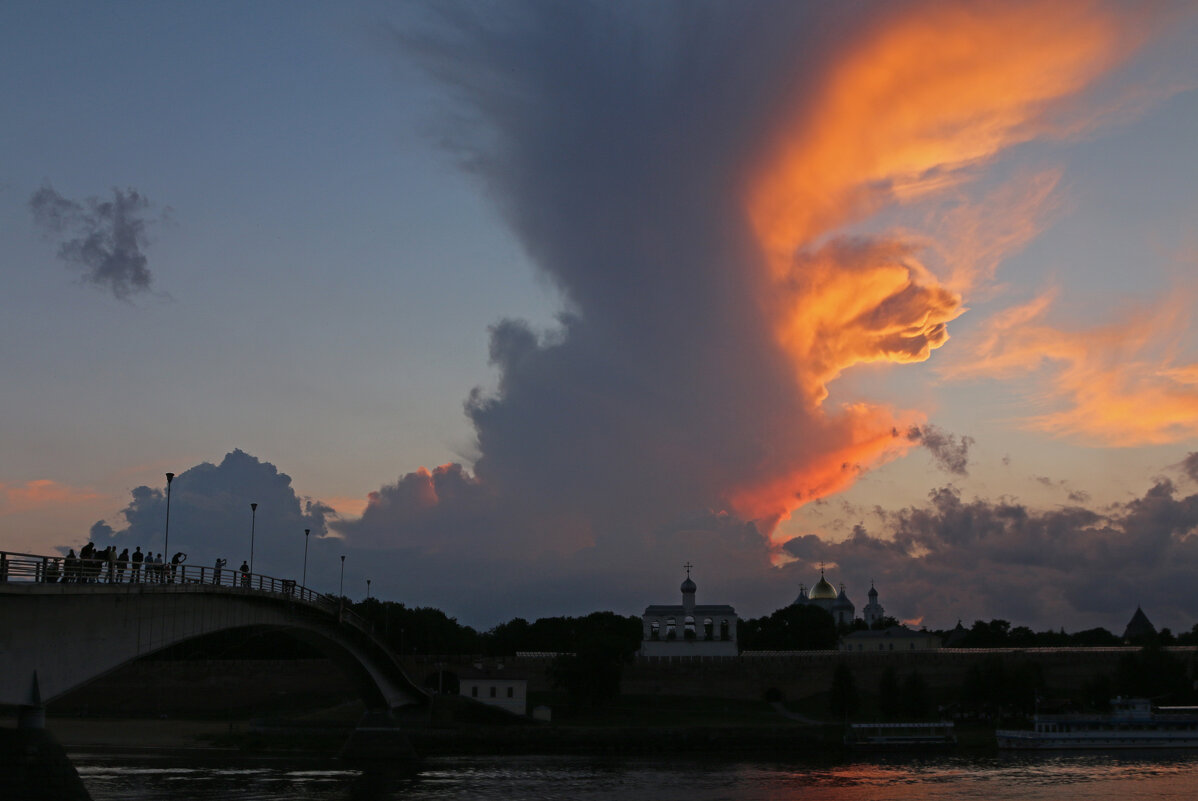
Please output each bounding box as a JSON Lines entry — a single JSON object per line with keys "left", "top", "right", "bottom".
{"left": 4, "top": 1, "right": 1198, "bottom": 633}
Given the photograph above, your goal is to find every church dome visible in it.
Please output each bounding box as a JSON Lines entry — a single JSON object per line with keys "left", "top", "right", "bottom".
{"left": 809, "top": 575, "right": 837, "bottom": 600}
{"left": 681, "top": 577, "right": 697, "bottom": 594}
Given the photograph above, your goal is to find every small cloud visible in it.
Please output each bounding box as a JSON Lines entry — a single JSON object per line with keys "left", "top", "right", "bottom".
{"left": 906, "top": 424, "right": 974, "bottom": 476}
{"left": 29, "top": 183, "right": 162, "bottom": 300}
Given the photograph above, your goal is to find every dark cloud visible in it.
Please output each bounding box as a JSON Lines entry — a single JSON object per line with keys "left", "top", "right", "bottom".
{"left": 341, "top": 2, "right": 859, "bottom": 589}
{"left": 780, "top": 479, "right": 1198, "bottom": 631}
{"left": 905, "top": 425, "right": 974, "bottom": 476}
{"left": 76, "top": 450, "right": 332, "bottom": 581}
{"left": 1180, "top": 452, "right": 1198, "bottom": 484}
{"left": 29, "top": 184, "right": 159, "bottom": 299}
{"left": 1032, "top": 475, "right": 1091, "bottom": 504}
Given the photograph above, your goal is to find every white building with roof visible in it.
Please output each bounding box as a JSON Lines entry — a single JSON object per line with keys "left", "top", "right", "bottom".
{"left": 459, "top": 666, "right": 529, "bottom": 716}
{"left": 840, "top": 625, "right": 941, "bottom": 652}
{"left": 640, "top": 567, "right": 738, "bottom": 657}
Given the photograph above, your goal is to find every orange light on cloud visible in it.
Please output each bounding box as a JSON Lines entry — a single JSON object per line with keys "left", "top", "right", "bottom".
{"left": 728, "top": 1, "right": 1152, "bottom": 537}
{"left": 0, "top": 479, "right": 103, "bottom": 515}
{"left": 727, "top": 404, "right": 925, "bottom": 545}
{"left": 943, "top": 291, "right": 1198, "bottom": 446}
{"left": 747, "top": 2, "right": 1135, "bottom": 267}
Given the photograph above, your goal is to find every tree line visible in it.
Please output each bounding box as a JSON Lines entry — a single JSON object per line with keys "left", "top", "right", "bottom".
{"left": 345, "top": 600, "right": 1198, "bottom": 656}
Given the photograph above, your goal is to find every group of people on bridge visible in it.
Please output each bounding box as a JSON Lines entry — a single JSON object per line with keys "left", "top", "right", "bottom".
{"left": 4, "top": 544, "right": 251, "bottom": 588}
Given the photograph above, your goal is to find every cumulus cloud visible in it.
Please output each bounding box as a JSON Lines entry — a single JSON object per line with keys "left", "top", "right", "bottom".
{"left": 325, "top": 2, "right": 1169, "bottom": 622}
{"left": 79, "top": 450, "right": 332, "bottom": 579}
{"left": 29, "top": 184, "right": 160, "bottom": 300}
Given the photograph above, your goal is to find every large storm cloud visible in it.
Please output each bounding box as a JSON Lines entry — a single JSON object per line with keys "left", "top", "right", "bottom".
{"left": 323, "top": 1, "right": 1167, "bottom": 624}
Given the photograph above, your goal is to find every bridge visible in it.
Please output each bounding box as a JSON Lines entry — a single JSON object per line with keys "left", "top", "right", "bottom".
{"left": 0, "top": 550, "right": 428, "bottom": 728}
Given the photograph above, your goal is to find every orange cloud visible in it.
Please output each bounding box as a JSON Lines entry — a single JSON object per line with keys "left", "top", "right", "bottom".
{"left": 0, "top": 479, "right": 104, "bottom": 515}
{"left": 727, "top": 403, "right": 925, "bottom": 544}
{"left": 730, "top": 1, "right": 1155, "bottom": 536}
{"left": 746, "top": 2, "right": 1140, "bottom": 266}
{"left": 943, "top": 290, "right": 1198, "bottom": 445}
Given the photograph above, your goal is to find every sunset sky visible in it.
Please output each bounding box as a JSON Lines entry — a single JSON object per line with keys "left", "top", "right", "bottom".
{"left": 3, "top": 1, "right": 1198, "bottom": 633}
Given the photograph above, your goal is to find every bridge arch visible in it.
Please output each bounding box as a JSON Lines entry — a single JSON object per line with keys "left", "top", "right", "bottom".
{"left": 0, "top": 581, "right": 427, "bottom": 714}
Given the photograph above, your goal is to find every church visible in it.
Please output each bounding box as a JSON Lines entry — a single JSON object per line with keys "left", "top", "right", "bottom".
{"left": 640, "top": 565, "right": 738, "bottom": 657}
{"left": 792, "top": 567, "right": 887, "bottom": 628}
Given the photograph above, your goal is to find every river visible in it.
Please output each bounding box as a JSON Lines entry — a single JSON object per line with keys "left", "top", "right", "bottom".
{"left": 72, "top": 751, "right": 1198, "bottom": 800}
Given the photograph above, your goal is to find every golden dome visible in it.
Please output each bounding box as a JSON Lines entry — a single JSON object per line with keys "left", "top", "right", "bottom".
{"left": 809, "top": 575, "right": 837, "bottom": 600}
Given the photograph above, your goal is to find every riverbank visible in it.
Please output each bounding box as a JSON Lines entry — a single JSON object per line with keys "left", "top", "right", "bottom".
{"left": 36, "top": 693, "right": 999, "bottom": 757}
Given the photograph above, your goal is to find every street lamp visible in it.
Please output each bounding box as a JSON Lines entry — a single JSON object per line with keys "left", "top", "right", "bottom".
{"left": 163, "top": 472, "right": 175, "bottom": 563}
{"left": 249, "top": 503, "right": 258, "bottom": 576}
{"left": 302, "top": 528, "right": 310, "bottom": 588}
{"left": 339, "top": 554, "right": 346, "bottom": 598}
{"left": 366, "top": 578, "right": 371, "bottom": 600}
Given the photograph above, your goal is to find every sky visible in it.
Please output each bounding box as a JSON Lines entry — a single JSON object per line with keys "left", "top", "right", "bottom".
{"left": 3, "top": 1, "right": 1198, "bottom": 634}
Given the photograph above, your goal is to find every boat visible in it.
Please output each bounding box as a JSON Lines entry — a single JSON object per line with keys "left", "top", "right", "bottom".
{"left": 845, "top": 721, "right": 956, "bottom": 749}
{"left": 996, "top": 697, "right": 1198, "bottom": 749}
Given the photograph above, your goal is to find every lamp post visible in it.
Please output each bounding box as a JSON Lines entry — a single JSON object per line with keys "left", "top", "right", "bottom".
{"left": 302, "top": 528, "right": 310, "bottom": 588}
{"left": 163, "top": 472, "right": 175, "bottom": 563}
{"left": 249, "top": 503, "right": 258, "bottom": 577}
{"left": 338, "top": 554, "right": 346, "bottom": 623}
{"left": 366, "top": 578, "right": 371, "bottom": 600}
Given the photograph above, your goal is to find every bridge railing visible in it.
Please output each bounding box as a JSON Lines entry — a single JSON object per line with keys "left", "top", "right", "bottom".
{"left": 0, "top": 549, "right": 333, "bottom": 608}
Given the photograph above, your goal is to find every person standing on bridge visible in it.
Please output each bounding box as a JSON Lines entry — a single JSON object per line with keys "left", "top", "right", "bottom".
{"left": 170, "top": 552, "right": 186, "bottom": 583}
{"left": 80, "top": 542, "right": 95, "bottom": 582}
{"left": 116, "top": 548, "right": 128, "bottom": 582}
{"left": 213, "top": 557, "right": 226, "bottom": 585}
{"left": 239, "top": 560, "right": 249, "bottom": 587}
{"left": 131, "top": 546, "right": 143, "bottom": 582}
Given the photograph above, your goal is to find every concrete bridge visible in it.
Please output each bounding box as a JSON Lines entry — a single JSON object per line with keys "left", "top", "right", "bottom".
{"left": 0, "top": 550, "right": 428, "bottom": 727}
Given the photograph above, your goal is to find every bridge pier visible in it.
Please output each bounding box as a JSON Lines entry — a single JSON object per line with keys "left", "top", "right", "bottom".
{"left": 17, "top": 705, "right": 46, "bottom": 730}
{"left": 17, "top": 671, "right": 45, "bottom": 729}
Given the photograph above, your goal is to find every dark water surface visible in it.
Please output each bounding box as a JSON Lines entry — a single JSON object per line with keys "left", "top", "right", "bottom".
{"left": 72, "top": 750, "right": 1198, "bottom": 801}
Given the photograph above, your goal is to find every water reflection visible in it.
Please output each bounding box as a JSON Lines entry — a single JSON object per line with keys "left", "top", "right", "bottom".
{"left": 73, "top": 751, "right": 1198, "bottom": 801}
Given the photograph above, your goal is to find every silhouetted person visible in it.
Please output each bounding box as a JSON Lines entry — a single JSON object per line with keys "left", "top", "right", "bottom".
{"left": 153, "top": 553, "right": 164, "bottom": 582}
{"left": 44, "top": 558, "right": 60, "bottom": 583}
{"left": 239, "top": 561, "right": 250, "bottom": 588}
{"left": 105, "top": 546, "right": 116, "bottom": 582}
{"left": 213, "top": 557, "right": 226, "bottom": 585}
{"left": 131, "top": 546, "right": 143, "bottom": 582}
{"left": 170, "top": 552, "right": 186, "bottom": 582}
{"left": 116, "top": 548, "right": 129, "bottom": 582}
{"left": 0, "top": 552, "right": 7, "bottom": 582}
{"left": 65, "top": 549, "right": 79, "bottom": 582}
{"left": 80, "top": 542, "right": 96, "bottom": 583}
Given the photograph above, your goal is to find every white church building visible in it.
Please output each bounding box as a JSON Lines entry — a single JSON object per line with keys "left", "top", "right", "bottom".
{"left": 640, "top": 566, "right": 738, "bottom": 657}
